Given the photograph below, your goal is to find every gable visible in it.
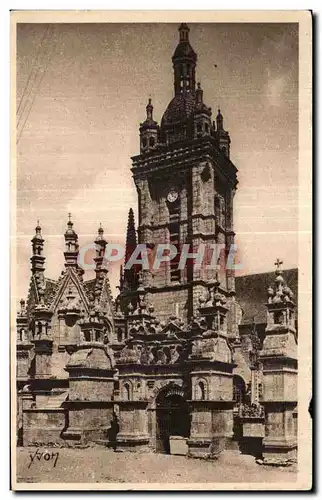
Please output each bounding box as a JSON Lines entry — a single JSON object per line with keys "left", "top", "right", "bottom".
{"left": 51, "top": 268, "right": 91, "bottom": 314}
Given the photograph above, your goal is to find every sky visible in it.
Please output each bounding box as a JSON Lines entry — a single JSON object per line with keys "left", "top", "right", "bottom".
{"left": 15, "top": 22, "right": 299, "bottom": 301}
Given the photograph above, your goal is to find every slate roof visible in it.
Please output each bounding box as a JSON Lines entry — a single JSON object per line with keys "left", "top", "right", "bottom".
{"left": 235, "top": 268, "right": 298, "bottom": 325}
{"left": 162, "top": 93, "right": 196, "bottom": 125}
{"left": 173, "top": 41, "right": 197, "bottom": 60}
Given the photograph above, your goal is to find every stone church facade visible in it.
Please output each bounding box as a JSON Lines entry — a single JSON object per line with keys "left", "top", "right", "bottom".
{"left": 16, "top": 24, "right": 298, "bottom": 465}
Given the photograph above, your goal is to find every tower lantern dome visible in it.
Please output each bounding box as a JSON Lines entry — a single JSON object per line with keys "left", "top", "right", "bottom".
{"left": 172, "top": 23, "right": 197, "bottom": 96}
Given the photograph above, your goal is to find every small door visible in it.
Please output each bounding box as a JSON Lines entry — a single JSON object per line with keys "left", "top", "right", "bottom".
{"left": 155, "top": 393, "right": 190, "bottom": 454}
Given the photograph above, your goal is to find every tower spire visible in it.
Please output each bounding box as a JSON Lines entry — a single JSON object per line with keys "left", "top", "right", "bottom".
{"left": 123, "top": 208, "right": 138, "bottom": 290}
{"left": 63, "top": 213, "right": 79, "bottom": 270}
{"left": 172, "top": 23, "right": 197, "bottom": 96}
{"left": 30, "top": 221, "right": 46, "bottom": 288}
{"left": 93, "top": 224, "right": 108, "bottom": 303}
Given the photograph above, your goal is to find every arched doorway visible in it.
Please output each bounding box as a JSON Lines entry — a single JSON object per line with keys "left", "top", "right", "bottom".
{"left": 233, "top": 375, "right": 247, "bottom": 405}
{"left": 155, "top": 386, "right": 190, "bottom": 454}
{"left": 232, "top": 375, "right": 247, "bottom": 448}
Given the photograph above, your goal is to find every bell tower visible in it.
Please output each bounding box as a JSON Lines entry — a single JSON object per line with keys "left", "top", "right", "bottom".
{"left": 131, "top": 24, "right": 238, "bottom": 323}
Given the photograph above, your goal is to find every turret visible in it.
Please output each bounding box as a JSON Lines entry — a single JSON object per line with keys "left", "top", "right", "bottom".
{"left": 216, "top": 108, "right": 231, "bottom": 158}
{"left": 63, "top": 213, "right": 81, "bottom": 272}
{"left": 139, "top": 98, "right": 159, "bottom": 153}
{"left": 94, "top": 224, "right": 108, "bottom": 303}
{"left": 32, "top": 286, "right": 54, "bottom": 379}
{"left": 266, "top": 259, "right": 296, "bottom": 332}
{"left": 30, "top": 222, "right": 46, "bottom": 292}
{"left": 194, "top": 82, "right": 212, "bottom": 139}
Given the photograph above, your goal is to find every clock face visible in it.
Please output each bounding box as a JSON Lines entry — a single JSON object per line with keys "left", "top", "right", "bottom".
{"left": 167, "top": 190, "right": 178, "bottom": 203}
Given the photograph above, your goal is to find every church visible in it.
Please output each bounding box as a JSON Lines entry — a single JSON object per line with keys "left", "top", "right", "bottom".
{"left": 16, "top": 23, "right": 298, "bottom": 466}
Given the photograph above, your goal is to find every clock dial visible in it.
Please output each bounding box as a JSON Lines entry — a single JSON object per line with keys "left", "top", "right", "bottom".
{"left": 167, "top": 190, "right": 178, "bottom": 203}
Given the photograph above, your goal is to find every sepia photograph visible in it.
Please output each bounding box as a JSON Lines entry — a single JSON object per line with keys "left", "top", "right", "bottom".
{"left": 11, "top": 10, "right": 312, "bottom": 490}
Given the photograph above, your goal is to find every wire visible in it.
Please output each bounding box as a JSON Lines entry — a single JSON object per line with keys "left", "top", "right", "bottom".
{"left": 17, "top": 25, "right": 50, "bottom": 118}
{"left": 17, "top": 25, "right": 55, "bottom": 144}
{"left": 17, "top": 25, "right": 52, "bottom": 133}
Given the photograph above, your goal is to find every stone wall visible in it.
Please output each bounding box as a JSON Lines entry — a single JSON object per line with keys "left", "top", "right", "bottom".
{"left": 23, "top": 409, "right": 66, "bottom": 446}
{"left": 69, "top": 379, "right": 114, "bottom": 402}
{"left": 147, "top": 287, "right": 190, "bottom": 322}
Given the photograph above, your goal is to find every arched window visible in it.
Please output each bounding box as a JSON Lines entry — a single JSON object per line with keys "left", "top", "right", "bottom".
{"left": 205, "top": 122, "right": 209, "bottom": 134}
{"left": 117, "top": 328, "right": 122, "bottom": 343}
{"left": 149, "top": 136, "right": 155, "bottom": 147}
{"left": 233, "top": 375, "right": 246, "bottom": 404}
{"left": 198, "top": 381, "right": 206, "bottom": 400}
{"left": 142, "top": 137, "right": 147, "bottom": 148}
{"left": 124, "top": 383, "right": 131, "bottom": 401}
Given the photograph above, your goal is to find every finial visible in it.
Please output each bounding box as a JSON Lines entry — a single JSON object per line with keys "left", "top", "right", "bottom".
{"left": 197, "top": 82, "right": 201, "bottom": 90}
{"left": 216, "top": 108, "right": 223, "bottom": 131}
{"left": 66, "top": 213, "right": 74, "bottom": 229}
{"left": 95, "top": 222, "right": 106, "bottom": 245}
{"left": 274, "top": 258, "right": 283, "bottom": 273}
{"left": 35, "top": 220, "right": 41, "bottom": 233}
{"left": 146, "top": 98, "right": 153, "bottom": 121}
{"left": 33, "top": 220, "right": 43, "bottom": 241}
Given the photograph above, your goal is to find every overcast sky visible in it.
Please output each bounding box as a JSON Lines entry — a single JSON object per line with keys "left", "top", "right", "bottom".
{"left": 15, "top": 22, "right": 299, "bottom": 301}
